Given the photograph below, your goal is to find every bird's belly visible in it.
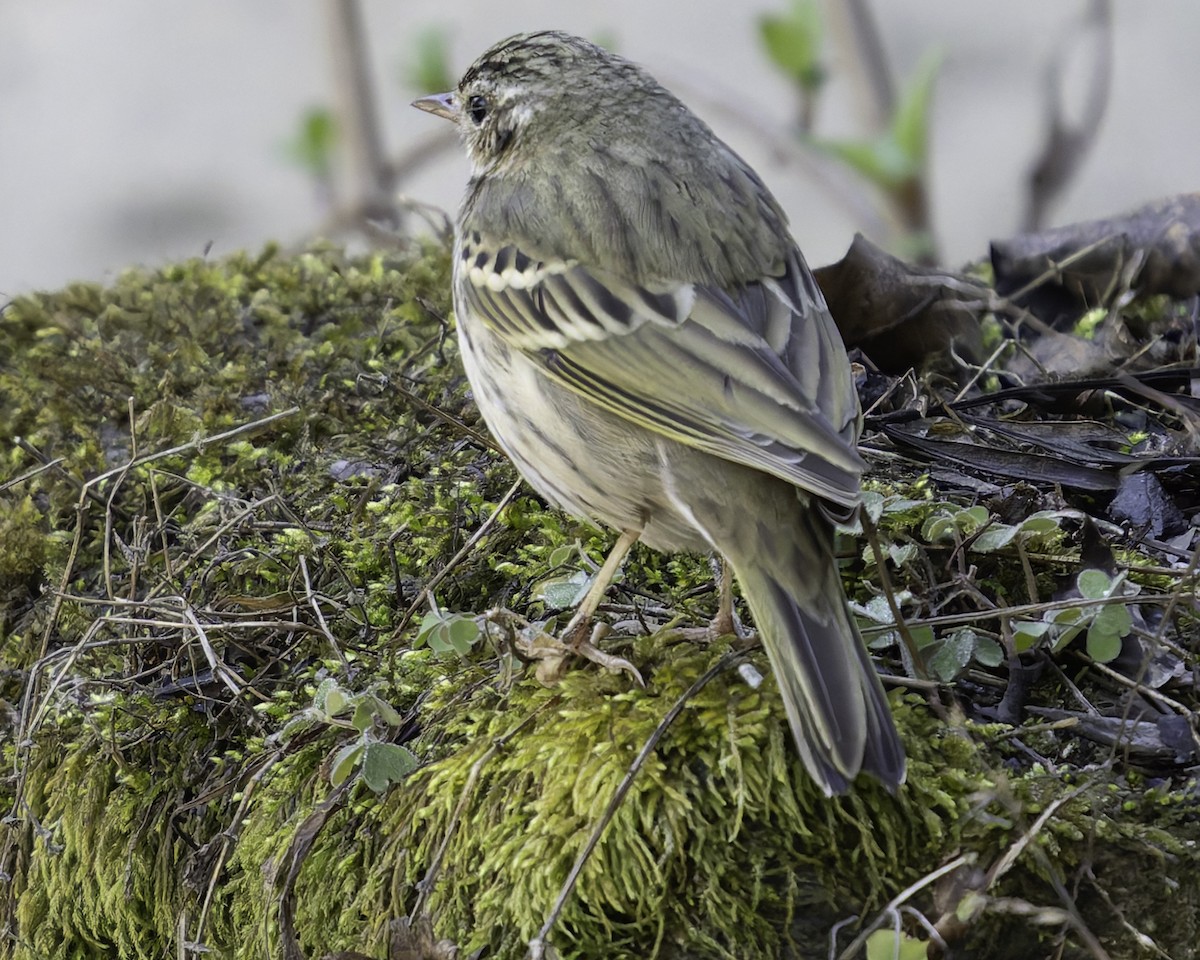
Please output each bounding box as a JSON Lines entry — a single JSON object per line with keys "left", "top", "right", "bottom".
{"left": 457, "top": 320, "right": 711, "bottom": 553}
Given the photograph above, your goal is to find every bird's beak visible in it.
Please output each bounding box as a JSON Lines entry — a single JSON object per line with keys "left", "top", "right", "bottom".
{"left": 412, "top": 92, "right": 458, "bottom": 122}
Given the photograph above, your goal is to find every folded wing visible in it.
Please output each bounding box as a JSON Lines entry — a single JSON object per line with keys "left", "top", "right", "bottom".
{"left": 456, "top": 236, "right": 863, "bottom": 508}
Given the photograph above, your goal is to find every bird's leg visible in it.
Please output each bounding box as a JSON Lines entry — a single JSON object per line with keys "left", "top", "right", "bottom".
{"left": 675, "top": 556, "right": 747, "bottom": 644}
{"left": 513, "top": 527, "right": 641, "bottom": 684}
{"left": 708, "top": 556, "right": 740, "bottom": 638}
{"left": 561, "top": 527, "right": 641, "bottom": 645}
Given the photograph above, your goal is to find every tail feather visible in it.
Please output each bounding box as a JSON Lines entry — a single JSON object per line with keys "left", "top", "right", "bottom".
{"left": 725, "top": 512, "right": 906, "bottom": 795}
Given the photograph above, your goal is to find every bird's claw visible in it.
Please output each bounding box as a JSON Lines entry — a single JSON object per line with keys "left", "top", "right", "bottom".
{"left": 511, "top": 615, "right": 644, "bottom": 686}
{"left": 570, "top": 624, "right": 645, "bottom": 686}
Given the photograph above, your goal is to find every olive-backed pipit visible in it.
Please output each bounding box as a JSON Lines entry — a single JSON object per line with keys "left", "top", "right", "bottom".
{"left": 414, "top": 31, "right": 905, "bottom": 795}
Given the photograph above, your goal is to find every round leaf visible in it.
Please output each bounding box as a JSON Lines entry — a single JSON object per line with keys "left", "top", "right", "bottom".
{"left": 1077, "top": 569, "right": 1113, "bottom": 599}
{"left": 1086, "top": 627, "right": 1123, "bottom": 663}
{"left": 329, "top": 741, "right": 363, "bottom": 787}
{"left": 360, "top": 742, "right": 418, "bottom": 793}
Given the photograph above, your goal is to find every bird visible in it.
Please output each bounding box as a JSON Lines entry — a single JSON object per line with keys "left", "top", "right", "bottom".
{"left": 413, "top": 30, "right": 905, "bottom": 795}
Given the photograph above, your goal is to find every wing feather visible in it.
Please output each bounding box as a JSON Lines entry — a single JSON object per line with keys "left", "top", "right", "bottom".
{"left": 455, "top": 234, "right": 863, "bottom": 507}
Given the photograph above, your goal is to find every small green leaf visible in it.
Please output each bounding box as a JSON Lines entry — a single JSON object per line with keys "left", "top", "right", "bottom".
{"left": 880, "top": 496, "right": 929, "bottom": 515}
{"left": 414, "top": 611, "right": 442, "bottom": 650}
{"left": 861, "top": 489, "right": 885, "bottom": 524}
{"left": 824, "top": 138, "right": 913, "bottom": 188}
{"left": 867, "top": 631, "right": 896, "bottom": 651}
{"left": 914, "top": 626, "right": 941, "bottom": 650}
{"left": 927, "top": 644, "right": 963, "bottom": 682}
{"left": 910, "top": 625, "right": 935, "bottom": 648}
{"left": 426, "top": 625, "right": 454, "bottom": 656}
{"left": 417, "top": 611, "right": 480, "bottom": 658}
{"left": 859, "top": 595, "right": 898, "bottom": 624}
{"left": 312, "top": 677, "right": 340, "bottom": 713}
{"left": 276, "top": 713, "right": 319, "bottom": 744}
{"left": 368, "top": 696, "right": 404, "bottom": 727}
{"left": 283, "top": 107, "right": 338, "bottom": 179}
{"left": 351, "top": 699, "right": 374, "bottom": 734}
{"left": 324, "top": 687, "right": 350, "bottom": 718}
{"left": 447, "top": 616, "right": 481, "bottom": 655}
{"left": 820, "top": 49, "right": 939, "bottom": 194}
{"left": 866, "top": 928, "right": 928, "bottom": 960}
{"left": 974, "top": 637, "right": 1005, "bottom": 668}
{"left": 1077, "top": 569, "right": 1113, "bottom": 600}
{"left": 891, "top": 49, "right": 942, "bottom": 168}
{"left": 360, "top": 742, "right": 419, "bottom": 793}
{"left": 927, "top": 628, "right": 977, "bottom": 681}
{"left": 404, "top": 26, "right": 454, "bottom": 95}
{"left": 1018, "top": 513, "right": 1064, "bottom": 537}
{"left": 960, "top": 506, "right": 990, "bottom": 530}
{"left": 758, "top": 0, "right": 825, "bottom": 91}
{"left": 1050, "top": 618, "right": 1085, "bottom": 652}
{"left": 971, "top": 523, "right": 1018, "bottom": 553}
{"left": 547, "top": 543, "right": 576, "bottom": 568}
{"left": 921, "top": 515, "right": 958, "bottom": 542}
{"left": 537, "top": 569, "right": 592, "bottom": 608}
{"left": 1092, "top": 601, "right": 1132, "bottom": 638}
{"left": 1050, "top": 605, "right": 1086, "bottom": 625}
{"left": 1012, "top": 620, "right": 1051, "bottom": 653}
{"left": 330, "top": 741, "right": 363, "bottom": 787}
{"left": 1086, "top": 602, "right": 1132, "bottom": 663}
{"left": 1086, "top": 626, "right": 1123, "bottom": 663}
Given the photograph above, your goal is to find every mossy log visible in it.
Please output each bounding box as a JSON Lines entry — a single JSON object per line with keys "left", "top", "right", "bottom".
{"left": 1, "top": 245, "right": 1196, "bottom": 960}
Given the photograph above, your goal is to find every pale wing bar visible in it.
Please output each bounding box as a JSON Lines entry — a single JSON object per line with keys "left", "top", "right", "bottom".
{"left": 459, "top": 239, "right": 693, "bottom": 350}
{"left": 458, "top": 239, "right": 863, "bottom": 506}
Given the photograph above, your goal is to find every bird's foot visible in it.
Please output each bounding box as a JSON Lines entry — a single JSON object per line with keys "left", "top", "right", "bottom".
{"left": 671, "top": 608, "right": 746, "bottom": 644}
{"left": 707, "top": 606, "right": 743, "bottom": 640}
{"left": 501, "top": 610, "right": 644, "bottom": 686}
{"left": 567, "top": 621, "right": 646, "bottom": 686}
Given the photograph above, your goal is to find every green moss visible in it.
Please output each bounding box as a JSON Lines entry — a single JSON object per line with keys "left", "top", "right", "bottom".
{"left": 2, "top": 244, "right": 1198, "bottom": 960}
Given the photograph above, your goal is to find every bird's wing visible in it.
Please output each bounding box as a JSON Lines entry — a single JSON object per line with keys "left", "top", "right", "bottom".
{"left": 456, "top": 237, "right": 864, "bottom": 508}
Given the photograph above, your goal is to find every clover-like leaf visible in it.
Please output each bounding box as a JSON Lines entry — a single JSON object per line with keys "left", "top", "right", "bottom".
{"left": 971, "top": 523, "right": 1018, "bottom": 553}
{"left": 417, "top": 611, "right": 482, "bottom": 658}
{"left": 536, "top": 569, "right": 593, "bottom": 609}
{"left": 974, "top": 636, "right": 1005, "bottom": 668}
{"left": 367, "top": 695, "right": 405, "bottom": 727}
{"left": 351, "top": 699, "right": 375, "bottom": 734}
{"left": 1012, "top": 619, "right": 1052, "bottom": 653}
{"left": 866, "top": 927, "right": 928, "bottom": 960}
{"left": 1087, "top": 603, "right": 1133, "bottom": 663}
{"left": 360, "top": 742, "right": 419, "bottom": 793}
{"left": 329, "top": 741, "right": 364, "bottom": 787}
{"left": 1086, "top": 627, "right": 1123, "bottom": 663}
{"left": 324, "top": 686, "right": 350, "bottom": 718}
{"left": 1077, "top": 569, "right": 1113, "bottom": 599}
{"left": 447, "top": 616, "right": 482, "bottom": 655}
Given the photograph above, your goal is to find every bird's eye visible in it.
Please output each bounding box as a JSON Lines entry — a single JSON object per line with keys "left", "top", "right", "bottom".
{"left": 468, "top": 95, "right": 489, "bottom": 125}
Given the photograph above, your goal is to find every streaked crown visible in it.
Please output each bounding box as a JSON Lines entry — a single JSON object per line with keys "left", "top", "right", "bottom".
{"left": 436, "top": 31, "right": 689, "bottom": 175}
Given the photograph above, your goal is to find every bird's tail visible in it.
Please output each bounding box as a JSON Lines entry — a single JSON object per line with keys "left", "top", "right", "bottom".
{"left": 721, "top": 507, "right": 906, "bottom": 795}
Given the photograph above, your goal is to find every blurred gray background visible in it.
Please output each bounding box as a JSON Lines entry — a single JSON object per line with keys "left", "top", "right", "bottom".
{"left": 2, "top": 0, "right": 1196, "bottom": 296}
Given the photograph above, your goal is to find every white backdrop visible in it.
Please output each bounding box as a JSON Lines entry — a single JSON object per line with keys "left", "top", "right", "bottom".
{"left": 1, "top": 1, "right": 1194, "bottom": 294}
